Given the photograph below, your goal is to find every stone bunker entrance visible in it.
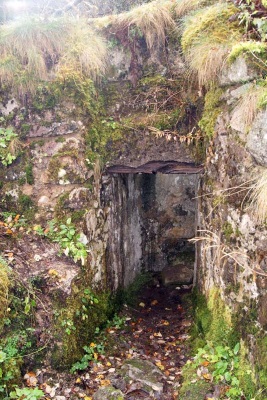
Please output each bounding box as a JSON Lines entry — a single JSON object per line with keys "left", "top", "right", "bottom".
{"left": 102, "top": 161, "right": 203, "bottom": 290}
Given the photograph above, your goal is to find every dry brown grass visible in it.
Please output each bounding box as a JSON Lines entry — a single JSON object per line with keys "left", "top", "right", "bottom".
{"left": 175, "top": 0, "right": 208, "bottom": 18}
{"left": 232, "top": 85, "right": 267, "bottom": 130}
{"left": 249, "top": 169, "right": 267, "bottom": 224}
{"left": 0, "top": 258, "right": 10, "bottom": 321}
{"left": 0, "top": 18, "right": 107, "bottom": 95}
{"left": 59, "top": 19, "right": 107, "bottom": 80}
{"left": 105, "top": 0, "right": 175, "bottom": 50}
{"left": 186, "top": 40, "right": 229, "bottom": 86}
{"left": 181, "top": 2, "right": 242, "bottom": 86}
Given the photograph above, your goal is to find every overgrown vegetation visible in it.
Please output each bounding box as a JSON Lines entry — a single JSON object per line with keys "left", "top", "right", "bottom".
{"left": 0, "top": 256, "right": 10, "bottom": 329}
{"left": 181, "top": 2, "right": 242, "bottom": 86}
{"left": 179, "top": 289, "right": 260, "bottom": 399}
{"left": 0, "top": 127, "right": 21, "bottom": 167}
{"left": 93, "top": 0, "right": 175, "bottom": 50}
{"left": 0, "top": 18, "right": 106, "bottom": 95}
{"left": 35, "top": 218, "right": 88, "bottom": 265}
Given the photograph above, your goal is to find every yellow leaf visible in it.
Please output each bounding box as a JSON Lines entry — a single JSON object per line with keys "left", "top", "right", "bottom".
{"left": 76, "top": 378, "right": 81, "bottom": 384}
{"left": 203, "top": 373, "right": 212, "bottom": 381}
{"left": 162, "top": 320, "right": 169, "bottom": 326}
{"left": 48, "top": 269, "right": 59, "bottom": 277}
{"left": 84, "top": 397, "right": 92, "bottom": 400}
{"left": 139, "top": 302, "right": 145, "bottom": 308}
{"left": 100, "top": 379, "right": 111, "bottom": 386}
{"left": 106, "top": 362, "right": 112, "bottom": 367}
{"left": 155, "top": 362, "right": 164, "bottom": 371}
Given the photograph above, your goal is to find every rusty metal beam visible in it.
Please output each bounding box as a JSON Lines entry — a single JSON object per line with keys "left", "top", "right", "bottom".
{"left": 106, "top": 161, "right": 204, "bottom": 175}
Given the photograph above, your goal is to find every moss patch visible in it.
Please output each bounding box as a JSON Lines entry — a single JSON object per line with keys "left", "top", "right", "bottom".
{"left": 198, "top": 87, "right": 224, "bottom": 138}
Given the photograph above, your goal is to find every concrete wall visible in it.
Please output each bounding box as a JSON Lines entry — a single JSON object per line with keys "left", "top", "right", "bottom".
{"left": 102, "top": 172, "right": 198, "bottom": 289}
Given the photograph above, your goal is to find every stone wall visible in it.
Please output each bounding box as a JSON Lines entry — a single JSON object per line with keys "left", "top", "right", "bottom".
{"left": 196, "top": 60, "right": 267, "bottom": 387}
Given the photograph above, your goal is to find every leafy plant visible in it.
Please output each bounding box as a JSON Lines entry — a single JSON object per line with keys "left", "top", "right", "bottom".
{"left": 9, "top": 387, "right": 44, "bottom": 400}
{"left": 0, "top": 128, "right": 20, "bottom": 167}
{"left": 70, "top": 342, "right": 105, "bottom": 373}
{"left": 36, "top": 218, "right": 88, "bottom": 265}
{"left": 107, "top": 314, "right": 126, "bottom": 330}
{"left": 192, "top": 342, "right": 243, "bottom": 399}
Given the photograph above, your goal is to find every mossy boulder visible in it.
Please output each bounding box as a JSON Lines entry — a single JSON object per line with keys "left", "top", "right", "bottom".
{"left": 120, "top": 359, "right": 164, "bottom": 395}
{"left": 93, "top": 386, "right": 124, "bottom": 400}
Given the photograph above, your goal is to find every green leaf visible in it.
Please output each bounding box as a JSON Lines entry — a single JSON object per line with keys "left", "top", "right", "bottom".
{"left": 233, "top": 342, "right": 240, "bottom": 355}
{"left": 224, "top": 371, "right": 231, "bottom": 382}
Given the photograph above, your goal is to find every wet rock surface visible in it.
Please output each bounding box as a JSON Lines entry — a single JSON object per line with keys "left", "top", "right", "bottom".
{"left": 161, "top": 265, "right": 194, "bottom": 286}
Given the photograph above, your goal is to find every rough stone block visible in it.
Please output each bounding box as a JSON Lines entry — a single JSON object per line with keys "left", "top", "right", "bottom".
{"left": 93, "top": 386, "right": 124, "bottom": 400}
{"left": 120, "top": 359, "right": 164, "bottom": 395}
{"left": 161, "top": 265, "right": 194, "bottom": 286}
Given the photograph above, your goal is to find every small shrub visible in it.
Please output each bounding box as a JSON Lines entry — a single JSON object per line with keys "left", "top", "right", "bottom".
{"left": 0, "top": 127, "right": 20, "bottom": 167}
{"left": 9, "top": 387, "right": 44, "bottom": 400}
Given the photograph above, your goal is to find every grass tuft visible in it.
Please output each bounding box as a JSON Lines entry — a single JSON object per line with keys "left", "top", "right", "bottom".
{"left": 232, "top": 85, "right": 267, "bottom": 130}
{"left": 0, "top": 256, "right": 10, "bottom": 324}
{"left": 0, "top": 18, "right": 107, "bottom": 95}
{"left": 96, "top": 0, "right": 175, "bottom": 50}
{"left": 181, "top": 2, "right": 242, "bottom": 86}
{"left": 174, "top": 0, "right": 209, "bottom": 18}
{"left": 249, "top": 169, "right": 267, "bottom": 224}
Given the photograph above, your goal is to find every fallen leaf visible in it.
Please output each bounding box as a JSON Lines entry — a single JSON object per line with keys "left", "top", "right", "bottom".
{"left": 100, "top": 379, "right": 111, "bottom": 386}
{"left": 203, "top": 373, "right": 212, "bottom": 381}
{"left": 139, "top": 302, "right": 145, "bottom": 308}
{"left": 202, "top": 361, "right": 210, "bottom": 367}
{"left": 24, "top": 372, "right": 37, "bottom": 387}
{"left": 151, "top": 300, "right": 158, "bottom": 306}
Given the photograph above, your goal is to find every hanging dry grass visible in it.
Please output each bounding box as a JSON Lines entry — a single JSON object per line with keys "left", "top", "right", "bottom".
{"left": 114, "top": 0, "right": 175, "bottom": 49}
{"left": 232, "top": 85, "right": 267, "bottom": 130}
{"left": 0, "top": 258, "right": 10, "bottom": 321}
{"left": 190, "top": 229, "right": 267, "bottom": 277}
{"left": 187, "top": 40, "right": 229, "bottom": 86}
{"left": 181, "top": 2, "right": 242, "bottom": 86}
{"left": 249, "top": 169, "right": 267, "bottom": 224}
{"left": 59, "top": 19, "right": 107, "bottom": 80}
{"left": 175, "top": 0, "right": 209, "bottom": 18}
{"left": 0, "top": 18, "right": 107, "bottom": 95}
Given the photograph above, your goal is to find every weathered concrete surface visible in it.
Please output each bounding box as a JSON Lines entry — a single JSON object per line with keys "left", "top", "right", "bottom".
{"left": 102, "top": 172, "right": 198, "bottom": 289}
